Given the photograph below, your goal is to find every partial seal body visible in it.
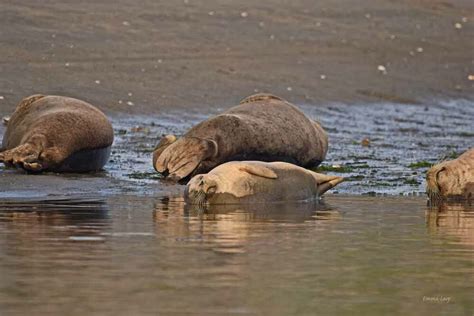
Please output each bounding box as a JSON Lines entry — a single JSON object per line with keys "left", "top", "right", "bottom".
{"left": 184, "top": 161, "right": 343, "bottom": 205}
{"left": 154, "top": 93, "right": 328, "bottom": 182}
{"left": 0, "top": 95, "right": 114, "bottom": 172}
{"left": 426, "top": 148, "right": 474, "bottom": 202}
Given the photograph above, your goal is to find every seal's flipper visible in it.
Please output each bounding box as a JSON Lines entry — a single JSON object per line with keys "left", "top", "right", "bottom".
{"left": 16, "top": 94, "right": 45, "bottom": 111}
{"left": 426, "top": 164, "right": 445, "bottom": 200}
{"left": 239, "top": 164, "right": 278, "bottom": 179}
{"left": 153, "top": 134, "right": 177, "bottom": 170}
{"left": 312, "top": 173, "right": 344, "bottom": 195}
{"left": 239, "top": 93, "right": 285, "bottom": 104}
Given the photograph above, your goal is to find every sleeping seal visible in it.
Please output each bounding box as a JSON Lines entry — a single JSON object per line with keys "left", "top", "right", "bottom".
{"left": 426, "top": 148, "right": 473, "bottom": 202}
{"left": 0, "top": 94, "right": 114, "bottom": 172}
{"left": 184, "top": 161, "right": 343, "bottom": 205}
{"left": 153, "top": 93, "right": 328, "bottom": 182}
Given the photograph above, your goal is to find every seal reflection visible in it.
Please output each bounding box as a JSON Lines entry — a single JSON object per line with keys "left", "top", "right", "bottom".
{"left": 154, "top": 197, "right": 340, "bottom": 253}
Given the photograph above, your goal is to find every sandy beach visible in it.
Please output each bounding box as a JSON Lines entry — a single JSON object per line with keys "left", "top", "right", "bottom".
{"left": 0, "top": 0, "right": 473, "bottom": 115}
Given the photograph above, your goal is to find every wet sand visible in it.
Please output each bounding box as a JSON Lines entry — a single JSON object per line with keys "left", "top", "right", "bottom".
{"left": 0, "top": 0, "right": 473, "bottom": 116}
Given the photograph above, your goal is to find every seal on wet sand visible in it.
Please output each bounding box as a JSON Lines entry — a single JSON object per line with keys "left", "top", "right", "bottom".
{"left": 184, "top": 161, "right": 344, "bottom": 205}
{"left": 0, "top": 94, "right": 114, "bottom": 172}
{"left": 426, "top": 148, "right": 474, "bottom": 202}
{"left": 153, "top": 93, "right": 328, "bottom": 182}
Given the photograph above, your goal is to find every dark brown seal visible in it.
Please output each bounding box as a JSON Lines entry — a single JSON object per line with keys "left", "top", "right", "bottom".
{"left": 0, "top": 94, "right": 114, "bottom": 172}
{"left": 153, "top": 93, "right": 328, "bottom": 181}
{"left": 426, "top": 148, "right": 473, "bottom": 202}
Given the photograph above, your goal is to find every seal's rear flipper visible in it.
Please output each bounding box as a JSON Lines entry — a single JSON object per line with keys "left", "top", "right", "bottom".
{"left": 313, "top": 173, "right": 344, "bottom": 195}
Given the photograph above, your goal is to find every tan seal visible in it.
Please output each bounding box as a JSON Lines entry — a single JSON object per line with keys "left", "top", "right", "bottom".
{"left": 153, "top": 93, "right": 328, "bottom": 181}
{"left": 426, "top": 148, "right": 474, "bottom": 202}
{"left": 0, "top": 94, "right": 114, "bottom": 172}
{"left": 184, "top": 161, "right": 343, "bottom": 205}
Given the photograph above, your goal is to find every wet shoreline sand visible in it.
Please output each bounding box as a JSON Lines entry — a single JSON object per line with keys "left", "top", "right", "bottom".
{"left": 0, "top": 0, "right": 473, "bottom": 116}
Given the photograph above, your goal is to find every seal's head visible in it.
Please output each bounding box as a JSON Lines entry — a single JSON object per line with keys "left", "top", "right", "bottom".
{"left": 184, "top": 174, "right": 220, "bottom": 205}
{"left": 153, "top": 135, "right": 218, "bottom": 182}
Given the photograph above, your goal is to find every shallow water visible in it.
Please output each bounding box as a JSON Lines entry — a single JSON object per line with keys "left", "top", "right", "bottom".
{"left": 0, "top": 100, "right": 473, "bottom": 315}
{"left": 0, "top": 196, "right": 472, "bottom": 315}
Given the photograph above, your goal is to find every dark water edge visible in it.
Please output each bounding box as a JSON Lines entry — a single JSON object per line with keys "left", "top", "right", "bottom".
{"left": 1, "top": 99, "right": 473, "bottom": 198}
{"left": 0, "top": 195, "right": 472, "bottom": 315}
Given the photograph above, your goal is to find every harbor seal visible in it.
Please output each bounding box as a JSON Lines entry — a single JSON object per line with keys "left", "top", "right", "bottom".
{"left": 153, "top": 93, "right": 328, "bottom": 182}
{"left": 184, "top": 161, "right": 343, "bottom": 205}
{"left": 426, "top": 148, "right": 474, "bottom": 202}
{"left": 0, "top": 94, "right": 114, "bottom": 172}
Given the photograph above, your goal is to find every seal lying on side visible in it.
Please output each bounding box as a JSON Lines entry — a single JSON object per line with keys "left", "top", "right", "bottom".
{"left": 184, "top": 161, "right": 344, "bottom": 205}
{"left": 0, "top": 94, "right": 114, "bottom": 172}
{"left": 426, "top": 148, "right": 474, "bottom": 202}
{"left": 153, "top": 93, "right": 328, "bottom": 182}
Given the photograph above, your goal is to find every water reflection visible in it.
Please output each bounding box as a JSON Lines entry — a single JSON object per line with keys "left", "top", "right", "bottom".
{"left": 154, "top": 198, "right": 340, "bottom": 254}
{"left": 0, "top": 198, "right": 110, "bottom": 243}
{"left": 426, "top": 202, "right": 474, "bottom": 246}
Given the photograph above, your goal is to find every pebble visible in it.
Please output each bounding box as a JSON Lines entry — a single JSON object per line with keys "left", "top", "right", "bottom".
{"left": 122, "top": 21, "right": 130, "bottom": 26}
{"left": 416, "top": 47, "right": 423, "bottom": 53}
{"left": 208, "top": 11, "right": 214, "bottom": 16}
{"left": 95, "top": 80, "right": 101, "bottom": 84}
{"left": 468, "top": 75, "right": 474, "bottom": 81}
{"left": 0, "top": 96, "right": 4, "bottom": 100}
{"left": 240, "top": 12, "right": 248, "bottom": 18}
{"left": 320, "top": 74, "right": 326, "bottom": 80}
{"left": 454, "top": 23, "right": 462, "bottom": 29}
{"left": 128, "top": 92, "right": 133, "bottom": 97}
{"left": 287, "top": 87, "right": 293, "bottom": 91}
{"left": 377, "top": 65, "right": 387, "bottom": 74}
{"left": 65, "top": 62, "right": 70, "bottom": 67}
{"left": 127, "top": 101, "right": 134, "bottom": 106}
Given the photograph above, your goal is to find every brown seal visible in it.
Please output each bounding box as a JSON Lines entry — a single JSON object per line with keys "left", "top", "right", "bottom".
{"left": 426, "top": 148, "right": 474, "bottom": 202}
{"left": 0, "top": 94, "right": 114, "bottom": 172}
{"left": 153, "top": 93, "right": 328, "bottom": 181}
{"left": 185, "top": 161, "right": 343, "bottom": 205}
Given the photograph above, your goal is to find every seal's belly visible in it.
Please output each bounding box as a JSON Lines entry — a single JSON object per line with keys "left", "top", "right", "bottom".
{"left": 56, "top": 146, "right": 111, "bottom": 172}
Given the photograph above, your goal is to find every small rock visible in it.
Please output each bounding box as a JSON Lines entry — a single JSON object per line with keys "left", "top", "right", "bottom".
{"left": 361, "top": 138, "right": 370, "bottom": 147}
{"left": 287, "top": 87, "right": 293, "bottom": 91}
{"left": 377, "top": 65, "right": 387, "bottom": 74}
{"left": 240, "top": 11, "right": 248, "bottom": 18}
{"left": 468, "top": 75, "right": 474, "bottom": 81}
{"left": 455, "top": 23, "right": 462, "bottom": 29}
{"left": 320, "top": 74, "right": 326, "bottom": 80}
{"left": 269, "top": 34, "right": 275, "bottom": 40}
{"left": 95, "top": 80, "right": 101, "bottom": 84}
{"left": 208, "top": 11, "right": 214, "bottom": 16}
{"left": 416, "top": 47, "right": 423, "bottom": 53}
{"left": 0, "top": 96, "right": 4, "bottom": 100}
{"left": 127, "top": 101, "right": 134, "bottom": 106}
{"left": 122, "top": 21, "right": 130, "bottom": 26}
{"left": 128, "top": 92, "right": 133, "bottom": 97}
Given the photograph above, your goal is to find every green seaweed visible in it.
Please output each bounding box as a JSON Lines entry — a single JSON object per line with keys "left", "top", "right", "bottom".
{"left": 408, "top": 161, "right": 432, "bottom": 169}
{"left": 127, "top": 172, "right": 162, "bottom": 180}
{"left": 315, "top": 165, "right": 354, "bottom": 173}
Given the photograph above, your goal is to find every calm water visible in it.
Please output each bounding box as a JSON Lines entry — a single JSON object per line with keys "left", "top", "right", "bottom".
{"left": 0, "top": 196, "right": 472, "bottom": 315}
{"left": 0, "top": 100, "right": 473, "bottom": 315}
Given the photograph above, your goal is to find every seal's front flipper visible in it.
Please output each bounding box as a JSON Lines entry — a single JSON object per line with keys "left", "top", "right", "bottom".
{"left": 0, "top": 144, "right": 44, "bottom": 172}
{"left": 313, "top": 173, "right": 344, "bottom": 195}
{"left": 239, "top": 164, "right": 278, "bottom": 179}
{"left": 153, "top": 134, "right": 177, "bottom": 171}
